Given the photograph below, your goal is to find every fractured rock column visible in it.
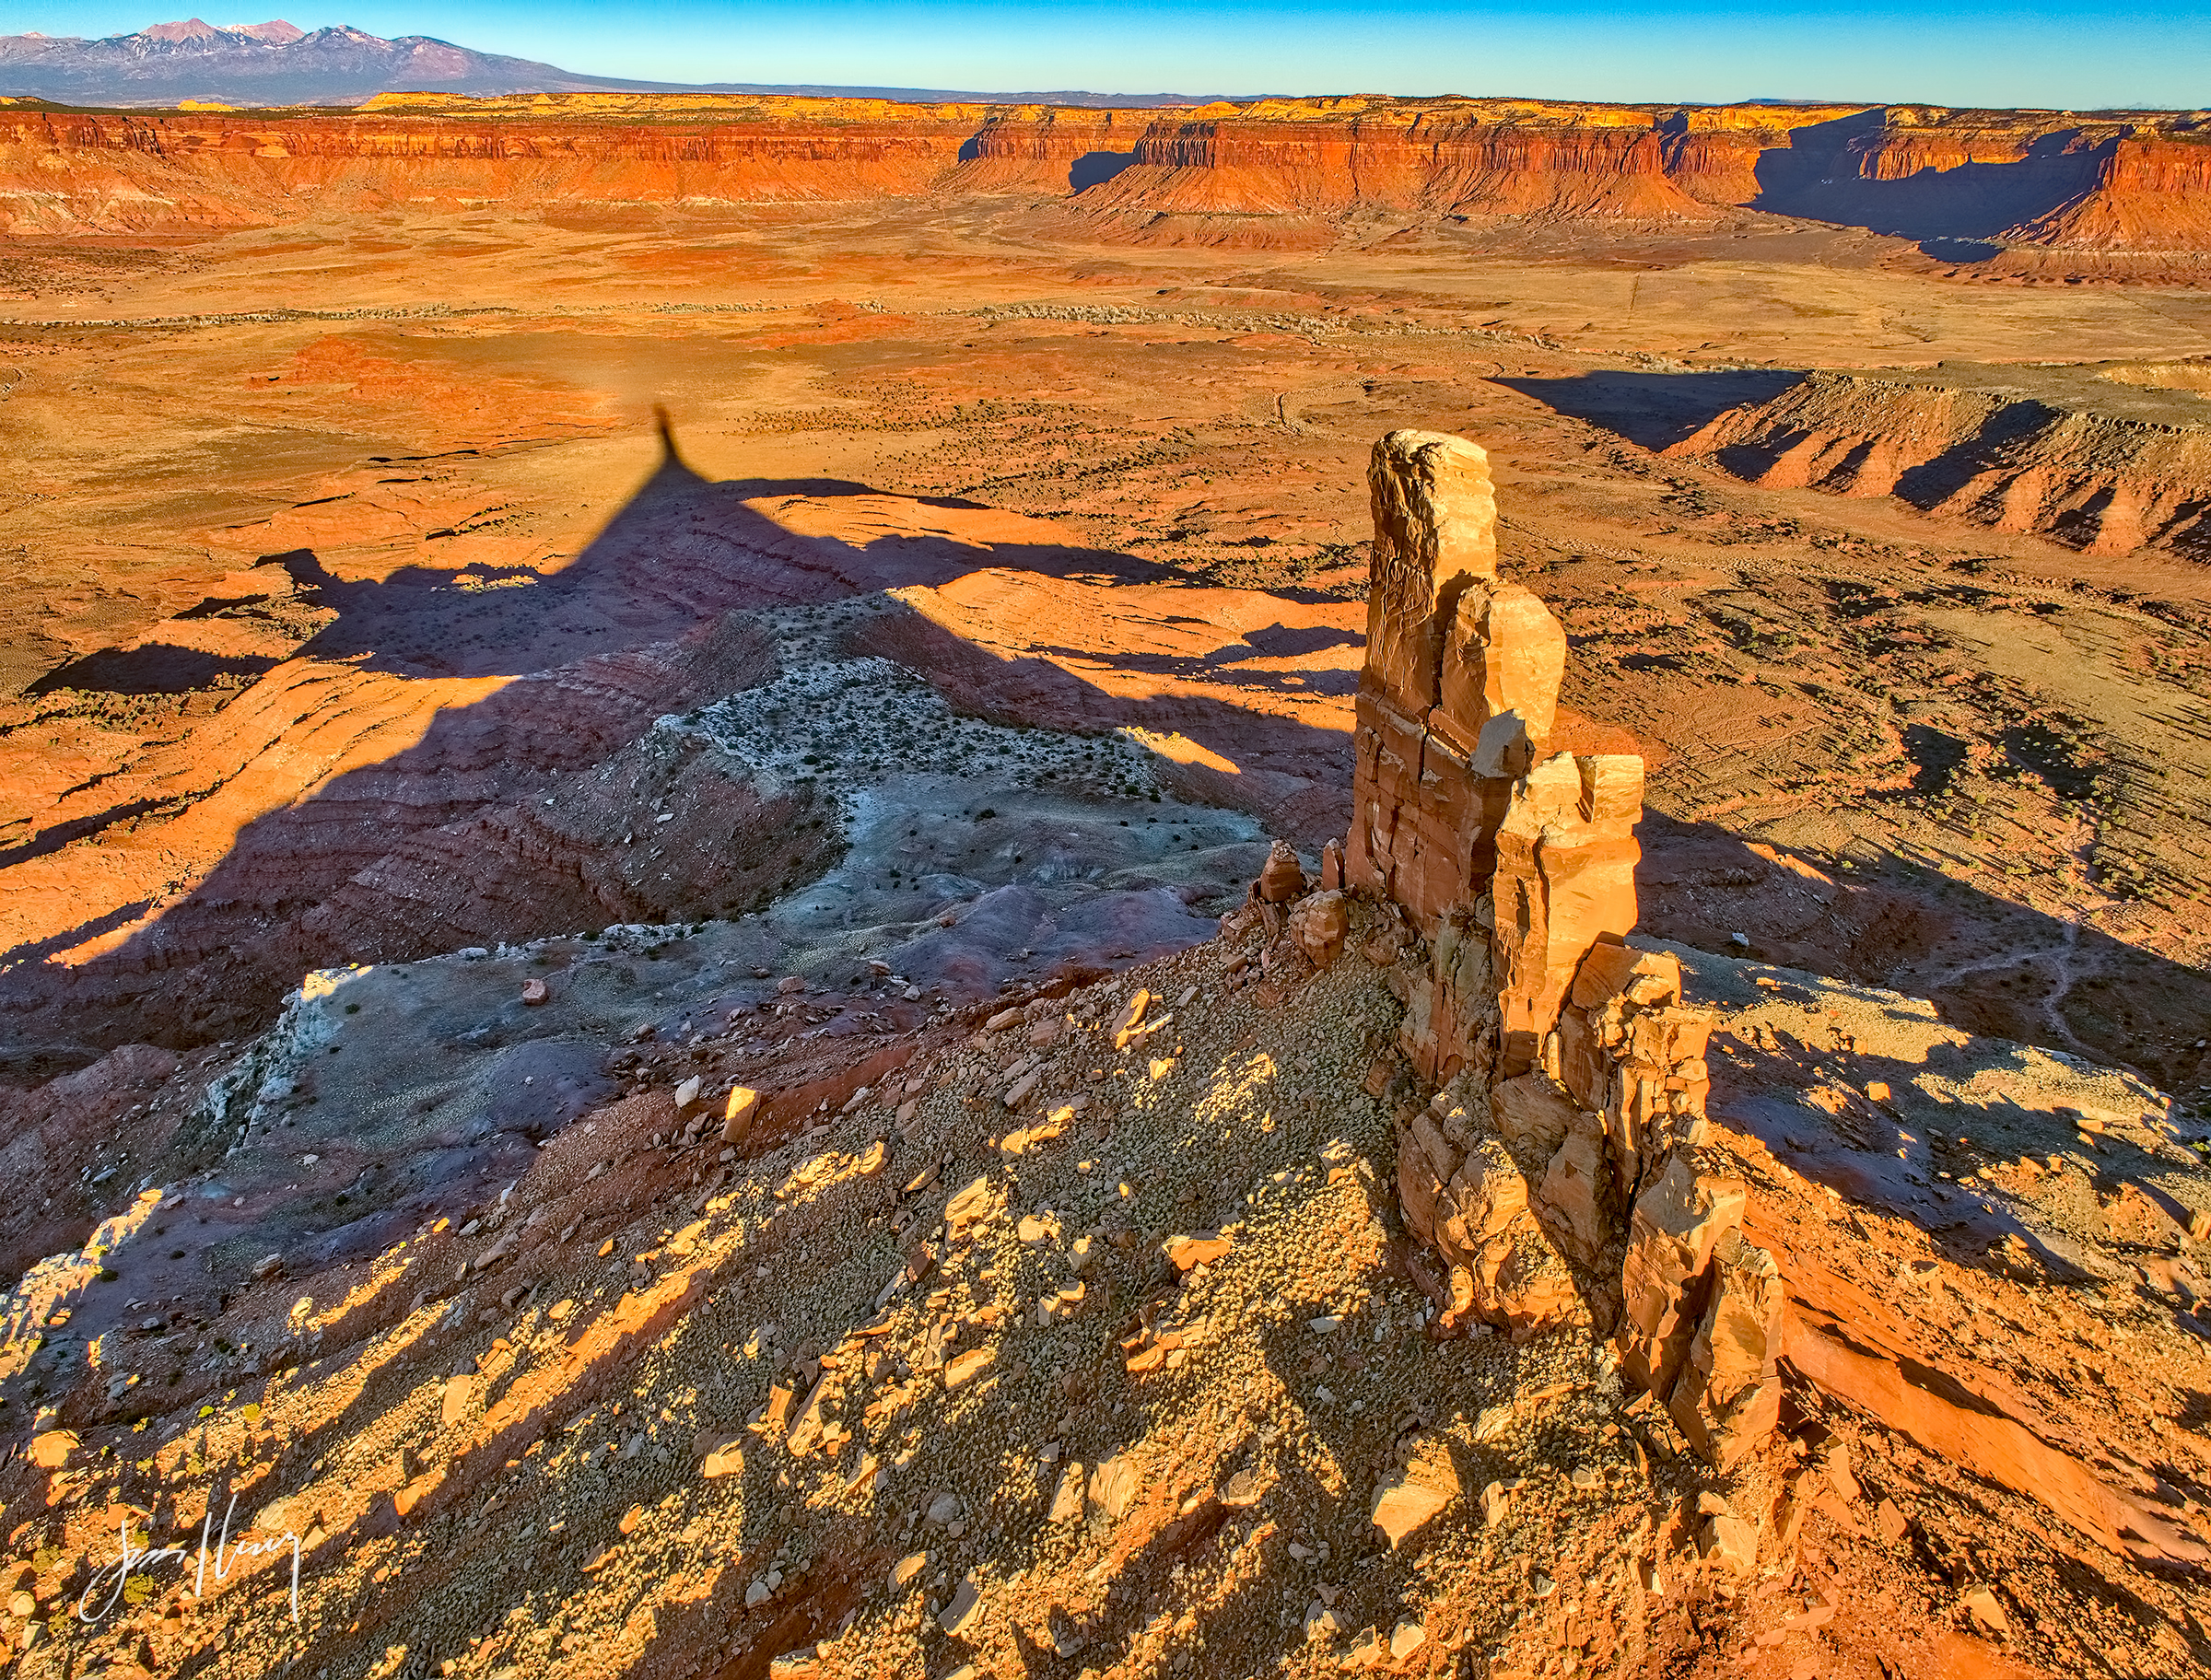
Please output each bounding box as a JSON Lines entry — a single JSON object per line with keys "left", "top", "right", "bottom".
{"left": 1364, "top": 428, "right": 1499, "bottom": 724}
{"left": 1491, "top": 752, "right": 1644, "bottom": 1079}
{"left": 1557, "top": 936, "right": 1781, "bottom": 1464}
{"left": 1347, "top": 430, "right": 1596, "bottom": 1088}
{"left": 1614, "top": 1151, "right": 1784, "bottom": 1472}
{"left": 1343, "top": 426, "right": 1784, "bottom": 1468}
{"left": 1347, "top": 430, "right": 1509, "bottom": 938}
{"left": 1559, "top": 939, "right": 1714, "bottom": 1204}
{"left": 1398, "top": 1104, "right": 1585, "bottom": 1340}
{"left": 1432, "top": 578, "right": 1566, "bottom": 780}
{"left": 1615, "top": 1152, "right": 1747, "bottom": 1399}
{"left": 1672, "top": 1230, "right": 1785, "bottom": 1471}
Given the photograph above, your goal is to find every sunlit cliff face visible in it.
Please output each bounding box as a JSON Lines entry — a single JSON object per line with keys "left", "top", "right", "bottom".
{"left": 5, "top": 95, "right": 2210, "bottom": 265}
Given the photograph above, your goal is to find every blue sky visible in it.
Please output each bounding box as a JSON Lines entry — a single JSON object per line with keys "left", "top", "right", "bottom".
{"left": 14, "top": 0, "right": 2207, "bottom": 108}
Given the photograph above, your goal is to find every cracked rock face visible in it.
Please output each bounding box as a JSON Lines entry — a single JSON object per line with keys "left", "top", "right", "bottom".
{"left": 1347, "top": 432, "right": 1644, "bottom": 1088}
{"left": 1348, "top": 427, "right": 1781, "bottom": 1462}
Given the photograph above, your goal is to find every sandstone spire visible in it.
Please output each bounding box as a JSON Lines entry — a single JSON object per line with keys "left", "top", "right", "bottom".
{"left": 1346, "top": 428, "right": 1782, "bottom": 1470}
{"left": 1363, "top": 429, "right": 1498, "bottom": 718}
{"left": 1347, "top": 428, "right": 1643, "bottom": 1084}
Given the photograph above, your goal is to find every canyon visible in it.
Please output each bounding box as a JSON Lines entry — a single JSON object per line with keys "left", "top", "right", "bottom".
{"left": 2, "top": 94, "right": 2211, "bottom": 276}
{"left": 0, "top": 73, "right": 2209, "bottom": 1680}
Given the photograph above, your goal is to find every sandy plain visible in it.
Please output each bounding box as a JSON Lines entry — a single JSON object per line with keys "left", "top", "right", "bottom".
{"left": 6, "top": 207, "right": 2210, "bottom": 1087}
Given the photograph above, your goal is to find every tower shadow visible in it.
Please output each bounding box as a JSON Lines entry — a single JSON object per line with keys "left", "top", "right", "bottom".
{"left": 0, "top": 415, "right": 1351, "bottom": 1081}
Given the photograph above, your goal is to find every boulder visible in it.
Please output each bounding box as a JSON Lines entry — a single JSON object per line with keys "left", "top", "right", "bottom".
{"left": 1288, "top": 889, "right": 1348, "bottom": 968}
{"left": 1668, "top": 1229, "right": 1784, "bottom": 1471}
{"left": 1048, "top": 1463, "right": 1085, "bottom": 1523}
{"left": 1318, "top": 838, "right": 1345, "bottom": 892}
{"left": 1616, "top": 1153, "right": 1748, "bottom": 1401}
{"left": 1700, "top": 1512, "right": 1759, "bottom": 1581}
{"left": 1371, "top": 1439, "right": 1458, "bottom": 1546}
{"left": 722, "top": 1085, "right": 759, "bottom": 1144}
{"left": 1255, "top": 840, "right": 1306, "bottom": 904}
{"left": 1087, "top": 1456, "right": 1136, "bottom": 1521}
{"left": 1463, "top": 1222, "right": 1583, "bottom": 1339}
{"left": 1433, "top": 1139, "right": 1583, "bottom": 1336}
{"left": 1442, "top": 1138, "right": 1527, "bottom": 1247}
{"left": 1396, "top": 1114, "right": 1454, "bottom": 1250}
{"left": 943, "top": 1175, "right": 995, "bottom": 1243}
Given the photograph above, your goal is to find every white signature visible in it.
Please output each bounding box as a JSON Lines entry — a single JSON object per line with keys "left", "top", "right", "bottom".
{"left": 76, "top": 1494, "right": 303, "bottom": 1626}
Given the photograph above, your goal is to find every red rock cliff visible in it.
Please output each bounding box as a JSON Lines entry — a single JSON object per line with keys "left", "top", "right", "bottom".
{"left": 3, "top": 91, "right": 2207, "bottom": 258}
{"left": 1088, "top": 101, "right": 1768, "bottom": 223}
{"left": 1749, "top": 104, "right": 2211, "bottom": 254}
{"left": 0, "top": 99, "right": 990, "bottom": 231}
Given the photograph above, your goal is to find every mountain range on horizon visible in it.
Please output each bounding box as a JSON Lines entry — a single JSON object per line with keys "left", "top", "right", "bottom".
{"left": 0, "top": 17, "right": 1245, "bottom": 108}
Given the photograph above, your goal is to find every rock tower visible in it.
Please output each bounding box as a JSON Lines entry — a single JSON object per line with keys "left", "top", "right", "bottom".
{"left": 1350, "top": 430, "right": 1784, "bottom": 1470}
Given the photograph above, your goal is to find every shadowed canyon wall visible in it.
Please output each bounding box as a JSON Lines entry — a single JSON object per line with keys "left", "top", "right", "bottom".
{"left": 4, "top": 92, "right": 2209, "bottom": 263}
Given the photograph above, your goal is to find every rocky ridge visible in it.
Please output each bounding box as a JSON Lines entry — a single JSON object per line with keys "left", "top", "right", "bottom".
{"left": 1666, "top": 364, "right": 2211, "bottom": 562}
{"left": 0, "top": 449, "right": 1360, "bottom": 1082}
{"left": 0, "top": 437, "right": 2209, "bottom": 1680}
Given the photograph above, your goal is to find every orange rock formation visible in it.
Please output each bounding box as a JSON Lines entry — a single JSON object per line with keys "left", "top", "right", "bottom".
{"left": 4, "top": 93, "right": 2208, "bottom": 263}
{"left": 1342, "top": 428, "right": 1781, "bottom": 1471}
{"left": 1347, "top": 430, "right": 1644, "bottom": 1085}
{"left": 1667, "top": 368, "right": 2211, "bottom": 562}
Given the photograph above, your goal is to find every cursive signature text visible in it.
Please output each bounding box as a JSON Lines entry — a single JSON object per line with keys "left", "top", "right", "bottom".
{"left": 76, "top": 1493, "right": 301, "bottom": 1626}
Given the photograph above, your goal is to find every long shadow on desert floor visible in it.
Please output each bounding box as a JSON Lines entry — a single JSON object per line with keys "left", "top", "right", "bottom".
{"left": 1500, "top": 368, "right": 1805, "bottom": 452}
{"left": 267, "top": 430, "right": 1175, "bottom": 684}
{"left": 0, "top": 422, "right": 1358, "bottom": 1083}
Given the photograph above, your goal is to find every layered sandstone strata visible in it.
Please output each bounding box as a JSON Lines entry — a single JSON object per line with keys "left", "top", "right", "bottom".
{"left": 4, "top": 93, "right": 2207, "bottom": 262}
{"left": 1666, "top": 368, "right": 2211, "bottom": 562}
{"left": 1349, "top": 428, "right": 1780, "bottom": 1470}
{"left": 1344, "top": 429, "right": 1634, "bottom": 1086}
